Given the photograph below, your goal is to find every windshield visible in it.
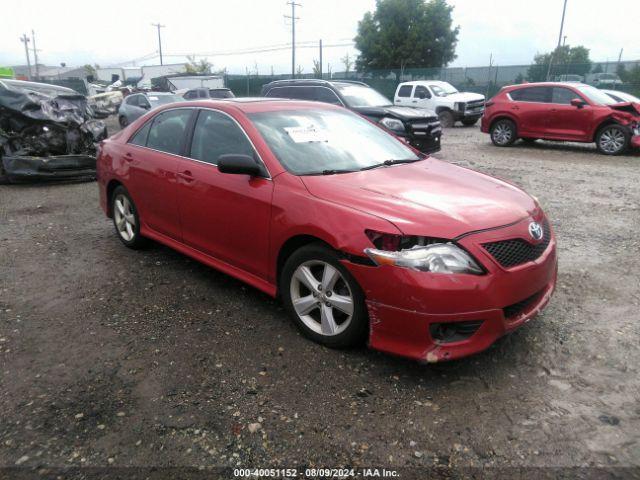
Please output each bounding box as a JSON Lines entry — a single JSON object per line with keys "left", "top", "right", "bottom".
{"left": 148, "top": 94, "right": 181, "bottom": 106}
{"left": 249, "top": 108, "right": 420, "bottom": 175}
{"left": 573, "top": 85, "right": 618, "bottom": 105}
{"left": 430, "top": 82, "right": 459, "bottom": 97}
{"left": 334, "top": 84, "right": 393, "bottom": 108}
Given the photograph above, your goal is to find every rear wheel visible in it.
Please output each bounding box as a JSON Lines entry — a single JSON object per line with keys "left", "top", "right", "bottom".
{"left": 490, "top": 119, "right": 517, "bottom": 147}
{"left": 461, "top": 118, "right": 478, "bottom": 126}
{"left": 280, "top": 243, "right": 368, "bottom": 348}
{"left": 118, "top": 116, "right": 128, "bottom": 128}
{"left": 111, "top": 186, "right": 147, "bottom": 249}
{"left": 596, "top": 124, "right": 629, "bottom": 155}
{"left": 438, "top": 110, "right": 455, "bottom": 128}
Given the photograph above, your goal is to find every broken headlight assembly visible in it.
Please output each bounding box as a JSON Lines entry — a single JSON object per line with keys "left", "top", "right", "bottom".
{"left": 364, "top": 230, "right": 483, "bottom": 275}
{"left": 379, "top": 117, "right": 405, "bottom": 133}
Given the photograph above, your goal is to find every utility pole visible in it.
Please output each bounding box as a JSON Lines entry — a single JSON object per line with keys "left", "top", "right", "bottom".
{"left": 151, "top": 23, "right": 165, "bottom": 65}
{"left": 285, "top": 1, "right": 301, "bottom": 78}
{"left": 546, "top": 0, "right": 568, "bottom": 81}
{"left": 319, "top": 39, "right": 323, "bottom": 79}
{"left": 19, "top": 34, "right": 32, "bottom": 80}
{"left": 31, "top": 29, "right": 40, "bottom": 80}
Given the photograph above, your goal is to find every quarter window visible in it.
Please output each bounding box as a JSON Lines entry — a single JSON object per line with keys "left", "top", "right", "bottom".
{"left": 189, "top": 110, "right": 255, "bottom": 164}
{"left": 397, "top": 85, "right": 413, "bottom": 97}
{"left": 146, "top": 109, "right": 192, "bottom": 155}
{"left": 129, "top": 121, "right": 151, "bottom": 146}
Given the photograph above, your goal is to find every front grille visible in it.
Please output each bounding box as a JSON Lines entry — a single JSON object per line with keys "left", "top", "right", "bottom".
{"left": 503, "top": 289, "right": 544, "bottom": 319}
{"left": 429, "top": 320, "right": 484, "bottom": 343}
{"left": 482, "top": 220, "right": 551, "bottom": 268}
{"left": 466, "top": 100, "right": 485, "bottom": 109}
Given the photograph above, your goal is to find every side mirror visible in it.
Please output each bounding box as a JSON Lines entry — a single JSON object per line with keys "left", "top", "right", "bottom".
{"left": 570, "top": 98, "right": 586, "bottom": 108}
{"left": 217, "top": 154, "right": 262, "bottom": 176}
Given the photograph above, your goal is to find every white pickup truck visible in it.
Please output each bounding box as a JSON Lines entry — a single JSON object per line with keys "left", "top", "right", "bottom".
{"left": 394, "top": 80, "right": 485, "bottom": 127}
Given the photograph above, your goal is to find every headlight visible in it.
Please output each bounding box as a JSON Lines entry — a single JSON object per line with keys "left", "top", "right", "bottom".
{"left": 379, "top": 117, "right": 405, "bottom": 132}
{"left": 364, "top": 243, "right": 483, "bottom": 275}
{"left": 454, "top": 102, "right": 466, "bottom": 112}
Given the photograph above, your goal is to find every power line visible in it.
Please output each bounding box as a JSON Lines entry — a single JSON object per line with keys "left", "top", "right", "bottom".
{"left": 31, "top": 30, "right": 41, "bottom": 80}
{"left": 151, "top": 23, "right": 166, "bottom": 65}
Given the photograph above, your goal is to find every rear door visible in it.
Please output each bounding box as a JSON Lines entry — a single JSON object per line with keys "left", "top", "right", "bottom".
{"left": 545, "top": 87, "right": 593, "bottom": 140}
{"left": 508, "top": 86, "right": 553, "bottom": 137}
{"left": 394, "top": 84, "right": 414, "bottom": 106}
{"left": 125, "top": 108, "right": 195, "bottom": 241}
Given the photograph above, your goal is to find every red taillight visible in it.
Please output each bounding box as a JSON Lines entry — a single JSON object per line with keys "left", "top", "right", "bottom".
{"left": 365, "top": 229, "right": 401, "bottom": 251}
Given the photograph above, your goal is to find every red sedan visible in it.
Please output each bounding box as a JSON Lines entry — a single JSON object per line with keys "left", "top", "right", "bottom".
{"left": 481, "top": 82, "right": 640, "bottom": 155}
{"left": 97, "top": 99, "right": 557, "bottom": 362}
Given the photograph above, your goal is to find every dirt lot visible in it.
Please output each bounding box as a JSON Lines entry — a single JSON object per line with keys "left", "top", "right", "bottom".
{"left": 1, "top": 121, "right": 639, "bottom": 476}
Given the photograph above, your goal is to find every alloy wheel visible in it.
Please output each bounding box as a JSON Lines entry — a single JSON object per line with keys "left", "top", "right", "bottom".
{"left": 492, "top": 122, "right": 513, "bottom": 145}
{"left": 289, "top": 260, "right": 354, "bottom": 336}
{"left": 599, "top": 128, "right": 625, "bottom": 154}
{"left": 114, "top": 194, "right": 136, "bottom": 242}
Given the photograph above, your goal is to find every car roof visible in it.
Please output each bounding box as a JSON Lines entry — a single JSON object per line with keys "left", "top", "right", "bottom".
{"left": 504, "top": 81, "right": 589, "bottom": 89}
{"left": 398, "top": 80, "right": 452, "bottom": 87}
{"left": 263, "top": 79, "right": 368, "bottom": 88}
{"left": 158, "top": 98, "right": 339, "bottom": 114}
{"left": 143, "top": 91, "right": 178, "bottom": 96}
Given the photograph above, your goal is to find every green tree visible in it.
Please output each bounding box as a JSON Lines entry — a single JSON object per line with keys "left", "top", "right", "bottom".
{"left": 354, "top": 0, "right": 459, "bottom": 78}
{"left": 526, "top": 45, "right": 591, "bottom": 81}
{"left": 185, "top": 55, "right": 212, "bottom": 74}
{"left": 312, "top": 59, "right": 322, "bottom": 77}
{"left": 342, "top": 53, "right": 353, "bottom": 74}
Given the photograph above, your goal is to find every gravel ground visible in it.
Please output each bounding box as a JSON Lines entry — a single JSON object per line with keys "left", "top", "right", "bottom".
{"left": 1, "top": 121, "right": 639, "bottom": 476}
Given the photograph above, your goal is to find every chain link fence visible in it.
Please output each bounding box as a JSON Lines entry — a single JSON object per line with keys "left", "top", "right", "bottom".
{"left": 227, "top": 60, "right": 640, "bottom": 100}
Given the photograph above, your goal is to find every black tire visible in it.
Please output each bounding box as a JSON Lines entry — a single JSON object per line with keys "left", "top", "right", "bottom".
{"left": 490, "top": 119, "right": 517, "bottom": 147}
{"left": 0, "top": 158, "right": 9, "bottom": 185}
{"left": 280, "top": 243, "right": 368, "bottom": 348}
{"left": 595, "top": 124, "right": 630, "bottom": 156}
{"left": 118, "top": 116, "right": 128, "bottom": 128}
{"left": 438, "top": 110, "right": 455, "bottom": 128}
{"left": 461, "top": 118, "right": 478, "bottom": 126}
{"left": 111, "top": 185, "right": 147, "bottom": 249}
{"left": 521, "top": 138, "right": 537, "bottom": 144}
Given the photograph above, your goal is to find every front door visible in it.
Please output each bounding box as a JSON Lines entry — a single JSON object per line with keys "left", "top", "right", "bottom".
{"left": 544, "top": 87, "right": 594, "bottom": 140}
{"left": 176, "top": 109, "right": 273, "bottom": 279}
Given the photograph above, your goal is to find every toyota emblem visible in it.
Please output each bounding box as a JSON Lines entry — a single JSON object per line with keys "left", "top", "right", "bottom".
{"left": 528, "top": 222, "right": 543, "bottom": 241}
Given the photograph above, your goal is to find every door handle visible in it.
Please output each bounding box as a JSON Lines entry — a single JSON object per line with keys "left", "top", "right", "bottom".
{"left": 178, "top": 170, "right": 194, "bottom": 183}
{"left": 511, "top": 105, "right": 520, "bottom": 110}
{"left": 124, "top": 152, "right": 133, "bottom": 162}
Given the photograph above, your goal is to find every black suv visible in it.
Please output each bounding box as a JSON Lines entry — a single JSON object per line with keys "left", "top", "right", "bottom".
{"left": 260, "top": 79, "right": 442, "bottom": 153}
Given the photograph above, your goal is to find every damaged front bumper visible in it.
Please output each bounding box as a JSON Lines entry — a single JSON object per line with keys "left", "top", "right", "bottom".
{"left": 1, "top": 154, "right": 97, "bottom": 182}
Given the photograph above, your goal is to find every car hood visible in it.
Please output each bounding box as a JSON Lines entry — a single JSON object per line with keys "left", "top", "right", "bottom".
{"left": 608, "top": 102, "right": 640, "bottom": 118}
{"left": 300, "top": 159, "right": 539, "bottom": 238}
{"left": 442, "top": 92, "right": 485, "bottom": 103}
{"left": 351, "top": 105, "right": 437, "bottom": 119}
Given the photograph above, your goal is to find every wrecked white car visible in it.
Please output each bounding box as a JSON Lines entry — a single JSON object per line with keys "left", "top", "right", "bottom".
{"left": 0, "top": 79, "right": 107, "bottom": 183}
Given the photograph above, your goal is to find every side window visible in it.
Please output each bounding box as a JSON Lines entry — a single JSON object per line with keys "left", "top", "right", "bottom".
{"left": 266, "top": 87, "right": 290, "bottom": 98}
{"left": 129, "top": 121, "right": 151, "bottom": 146}
{"left": 189, "top": 110, "right": 255, "bottom": 164}
{"left": 552, "top": 87, "right": 579, "bottom": 105}
{"left": 126, "top": 95, "right": 139, "bottom": 106}
{"left": 139, "top": 96, "right": 151, "bottom": 109}
{"left": 184, "top": 90, "right": 197, "bottom": 99}
{"left": 199, "top": 90, "right": 208, "bottom": 98}
{"left": 146, "top": 109, "right": 192, "bottom": 155}
{"left": 288, "top": 87, "right": 314, "bottom": 101}
{"left": 313, "top": 88, "right": 342, "bottom": 105}
{"left": 510, "top": 87, "right": 551, "bottom": 103}
{"left": 397, "top": 85, "right": 413, "bottom": 97}
{"left": 414, "top": 85, "right": 431, "bottom": 99}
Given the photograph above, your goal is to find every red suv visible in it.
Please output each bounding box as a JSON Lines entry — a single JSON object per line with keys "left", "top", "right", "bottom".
{"left": 98, "top": 99, "right": 557, "bottom": 362}
{"left": 481, "top": 82, "right": 640, "bottom": 155}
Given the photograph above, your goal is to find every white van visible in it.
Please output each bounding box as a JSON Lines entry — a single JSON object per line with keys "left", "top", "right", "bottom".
{"left": 394, "top": 80, "right": 485, "bottom": 127}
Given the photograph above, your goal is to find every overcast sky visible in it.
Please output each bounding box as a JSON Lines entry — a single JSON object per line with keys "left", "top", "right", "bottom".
{"left": 2, "top": 0, "right": 639, "bottom": 74}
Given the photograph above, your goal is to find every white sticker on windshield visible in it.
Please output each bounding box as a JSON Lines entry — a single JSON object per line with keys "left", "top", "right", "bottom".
{"left": 284, "top": 124, "right": 328, "bottom": 143}
{"left": 148, "top": 96, "right": 159, "bottom": 101}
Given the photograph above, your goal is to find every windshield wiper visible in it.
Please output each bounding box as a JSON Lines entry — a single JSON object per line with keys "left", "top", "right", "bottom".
{"left": 320, "top": 169, "right": 359, "bottom": 175}
{"left": 360, "top": 158, "right": 420, "bottom": 171}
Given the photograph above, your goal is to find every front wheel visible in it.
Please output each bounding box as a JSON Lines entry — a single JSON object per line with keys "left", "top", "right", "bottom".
{"left": 490, "top": 119, "right": 517, "bottom": 147}
{"left": 118, "top": 116, "right": 128, "bottom": 128}
{"left": 280, "top": 243, "right": 368, "bottom": 348}
{"left": 596, "top": 124, "right": 630, "bottom": 155}
{"left": 438, "top": 110, "right": 455, "bottom": 128}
